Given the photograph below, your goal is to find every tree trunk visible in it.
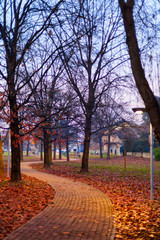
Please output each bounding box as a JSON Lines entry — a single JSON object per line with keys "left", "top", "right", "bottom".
{"left": 48, "top": 142, "right": 52, "bottom": 164}
{"left": 43, "top": 130, "right": 51, "bottom": 168}
{"left": 99, "top": 136, "right": 103, "bottom": 158}
{"left": 26, "top": 140, "right": 30, "bottom": 156}
{"left": 0, "top": 134, "right": 4, "bottom": 176}
{"left": 59, "top": 138, "right": 62, "bottom": 160}
{"left": 9, "top": 106, "right": 21, "bottom": 181}
{"left": 20, "top": 140, "right": 23, "bottom": 161}
{"left": 53, "top": 141, "right": 56, "bottom": 160}
{"left": 40, "top": 141, "right": 43, "bottom": 161}
{"left": 81, "top": 116, "right": 92, "bottom": 172}
{"left": 66, "top": 139, "right": 70, "bottom": 161}
{"left": 7, "top": 60, "right": 21, "bottom": 181}
{"left": 107, "top": 134, "right": 111, "bottom": 159}
{"left": 10, "top": 121, "right": 21, "bottom": 181}
{"left": 119, "top": 0, "right": 160, "bottom": 144}
{"left": 44, "top": 141, "right": 49, "bottom": 168}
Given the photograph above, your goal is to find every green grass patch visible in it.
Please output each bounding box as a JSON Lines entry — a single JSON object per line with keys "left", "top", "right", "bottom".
{"left": 88, "top": 163, "right": 149, "bottom": 176}
{"left": 52, "top": 159, "right": 152, "bottom": 177}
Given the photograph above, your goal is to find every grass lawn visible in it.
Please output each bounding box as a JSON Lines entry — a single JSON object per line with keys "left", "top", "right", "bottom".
{"left": 32, "top": 156, "right": 160, "bottom": 240}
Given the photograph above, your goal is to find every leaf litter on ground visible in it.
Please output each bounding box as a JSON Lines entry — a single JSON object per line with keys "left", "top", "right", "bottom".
{"left": 31, "top": 156, "right": 160, "bottom": 240}
{"left": 0, "top": 174, "right": 55, "bottom": 240}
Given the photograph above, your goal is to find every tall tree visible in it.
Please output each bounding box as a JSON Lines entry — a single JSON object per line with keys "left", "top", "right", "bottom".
{"left": 52, "top": 0, "right": 125, "bottom": 171}
{"left": 118, "top": 0, "right": 160, "bottom": 144}
{"left": 0, "top": 0, "right": 63, "bottom": 181}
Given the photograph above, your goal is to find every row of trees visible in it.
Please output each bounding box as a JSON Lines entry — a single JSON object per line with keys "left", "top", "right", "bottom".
{"left": 0, "top": 0, "right": 160, "bottom": 181}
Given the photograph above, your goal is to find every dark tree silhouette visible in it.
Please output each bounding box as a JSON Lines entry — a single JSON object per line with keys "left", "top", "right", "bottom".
{"left": 119, "top": 0, "right": 160, "bottom": 144}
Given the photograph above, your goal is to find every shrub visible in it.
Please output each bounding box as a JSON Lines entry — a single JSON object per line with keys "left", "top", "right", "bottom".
{"left": 153, "top": 148, "right": 160, "bottom": 161}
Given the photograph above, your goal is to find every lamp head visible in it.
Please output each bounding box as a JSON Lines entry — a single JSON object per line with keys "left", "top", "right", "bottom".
{"left": 132, "top": 108, "right": 146, "bottom": 114}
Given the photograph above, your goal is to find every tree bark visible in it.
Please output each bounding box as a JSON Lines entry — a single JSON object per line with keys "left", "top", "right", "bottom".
{"left": 81, "top": 116, "right": 92, "bottom": 172}
{"left": 59, "top": 138, "right": 62, "bottom": 160}
{"left": 53, "top": 141, "right": 56, "bottom": 160}
{"left": 26, "top": 140, "right": 30, "bottom": 156}
{"left": 43, "top": 130, "right": 51, "bottom": 168}
{"left": 6, "top": 48, "right": 21, "bottom": 181}
{"left": 20, "top": 140, "right": 23, "bottom": 161}
{"left": 99, "top": 136, "right": 103, "bottom": 158}
{"left": 107, "top": 134, "right": 111, "bottom": 159}
{"left": 48, "top": 142, "right": 52, "bottom": 164}
{"left": 66, "top": 139, "right": 70, "bottom": 161}
{"left": 40, "top": 140, "right": 43, "bottom": 161}
{"left": 10, "top": 120, "right": 21, "bottom": 181}
{"left": 119, "top": 0, "right": 160, "bottom": 144}
{"left": 9, "top": 89, "right": 21, "bottom": 180}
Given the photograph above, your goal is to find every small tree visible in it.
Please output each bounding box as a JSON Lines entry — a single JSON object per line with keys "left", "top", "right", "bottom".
{"left": 92, "top": 93, "right": 129, "bottom": 159}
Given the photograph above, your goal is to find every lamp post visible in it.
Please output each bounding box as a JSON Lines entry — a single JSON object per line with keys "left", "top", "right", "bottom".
{"left": 7, "top": 129, "right": 10, "bottom": 178}
{"left": 132, "top": 108, "right": 154, "bottom": 200}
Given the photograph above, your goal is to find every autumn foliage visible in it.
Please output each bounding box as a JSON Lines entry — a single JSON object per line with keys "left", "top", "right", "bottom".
{"left": 32, "top": 156, "right": 160, "bottom": 240}
{"left": 0, "top": 175, "right": 55, "bottom": 239}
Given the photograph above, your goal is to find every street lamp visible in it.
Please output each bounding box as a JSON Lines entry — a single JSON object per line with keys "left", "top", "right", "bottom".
{"left": 7, "top": 129, "right": 11, "bottom": 178}
{"left": 132, "top": 108, "right": 154, "bottom": 200}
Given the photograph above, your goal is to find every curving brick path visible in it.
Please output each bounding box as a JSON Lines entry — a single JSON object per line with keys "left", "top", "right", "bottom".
{"left": 4, "top": 162, "right": 115, "bottom": 240}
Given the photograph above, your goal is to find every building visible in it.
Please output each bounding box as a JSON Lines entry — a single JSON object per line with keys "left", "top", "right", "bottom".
{"left": 102, "top": 125, "right": 149, "bottom": 156}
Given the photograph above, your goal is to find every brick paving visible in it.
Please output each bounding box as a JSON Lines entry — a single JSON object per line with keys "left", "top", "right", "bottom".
{"left": 4, "top": 162, "right": 115, "bottom": 240}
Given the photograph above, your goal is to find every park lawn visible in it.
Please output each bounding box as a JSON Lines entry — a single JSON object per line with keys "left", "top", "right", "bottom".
{"left": 0, "top": 173, "right": 55, "bottom": 240}
{"left": 32, "top": 156, "right": 160, "bottom": 240}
